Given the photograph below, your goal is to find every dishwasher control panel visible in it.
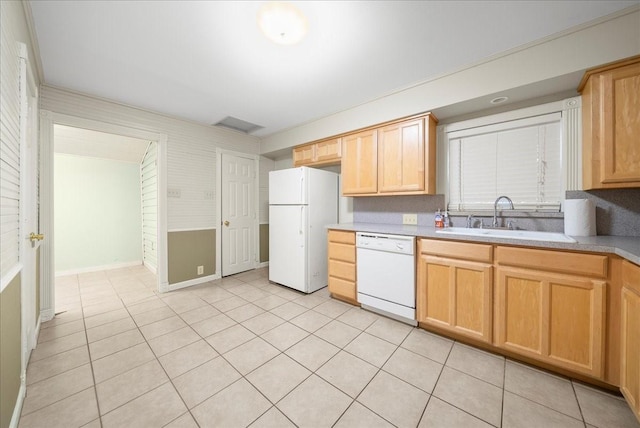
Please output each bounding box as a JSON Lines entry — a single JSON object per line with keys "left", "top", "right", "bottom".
{"left": 356, "top": 232, "right": 415, "bottom": 255}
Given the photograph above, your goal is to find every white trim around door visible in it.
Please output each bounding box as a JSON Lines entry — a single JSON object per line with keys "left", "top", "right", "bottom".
{"left": 39, "top": 110, "right": 170, "bottom": 320}
{"left": 216, "top": 148, "right": 259, "bottom": 277}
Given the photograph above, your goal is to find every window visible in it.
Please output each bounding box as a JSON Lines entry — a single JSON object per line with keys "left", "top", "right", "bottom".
{"left": 446, "top": 112, "right": 563, "bottom": 211}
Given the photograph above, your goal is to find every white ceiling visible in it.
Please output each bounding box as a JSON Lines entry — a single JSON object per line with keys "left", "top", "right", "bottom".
{"left": 30, "top": 1, "right": 638, "bottom": 138}
{"left": 54, "top": 125, "right": 150, "bottom": 163}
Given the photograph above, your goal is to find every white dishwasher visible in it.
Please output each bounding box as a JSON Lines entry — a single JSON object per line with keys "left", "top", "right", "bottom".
{"left": 356, "top": 232, "right": 417, "bottom": 325}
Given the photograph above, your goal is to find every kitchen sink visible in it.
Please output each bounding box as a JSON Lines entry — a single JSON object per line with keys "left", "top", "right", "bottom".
{"left": 435, "top": 227, "right": 577, "bottom": 243}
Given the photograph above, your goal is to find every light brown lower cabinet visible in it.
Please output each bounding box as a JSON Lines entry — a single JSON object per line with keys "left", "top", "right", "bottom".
{"left": 327, "top": 230, "right": 358, "bottom": 304}
{"left": 495, "top": 247, "right": 607, "bottom": 379}
{"left": 417, "top": 239, "right": 493, "bottom": 343}
{"left": 621, "top": 260, "right": 640, "bottom": 422}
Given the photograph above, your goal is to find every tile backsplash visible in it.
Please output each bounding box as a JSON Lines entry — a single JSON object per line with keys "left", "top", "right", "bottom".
{"left": 352, "top": 189, "right": 640, "bottom": 237}
{"left": 353, "top": 195, "right": 445, "bottom": 227}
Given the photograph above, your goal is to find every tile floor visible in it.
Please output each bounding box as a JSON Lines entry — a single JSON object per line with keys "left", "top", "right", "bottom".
{"left": 19, "top": 266, "right": 640, "bottom": 428}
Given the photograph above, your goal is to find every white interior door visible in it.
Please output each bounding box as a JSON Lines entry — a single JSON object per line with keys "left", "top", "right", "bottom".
{"left": 19, "top": 46, "right": 40, "bottom": 367}
{"left": 221, "top": 153, "right": 255, "bottom": 276}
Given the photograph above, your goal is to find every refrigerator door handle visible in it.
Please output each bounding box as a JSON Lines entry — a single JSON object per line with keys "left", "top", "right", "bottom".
{"left": 299, "top": 206, "right": 303, "bottom": 237}
{"left": 300, "top": 172, "right": 304, "bottom": 203}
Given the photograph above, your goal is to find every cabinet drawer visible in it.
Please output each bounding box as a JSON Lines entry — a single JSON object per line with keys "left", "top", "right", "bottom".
{"left": 623, "top": 260, "right": 640, "bottom": 294}
{"left": 329, "top": 259, "right": 356, "bottom": 281}
{"left": 329, "top": 242, "right": 356, "bottom": 263}
{"left": 328, "top": 230, "right": 356, "bottom": 245}
{"left": 328, "top": 276, "right": 356, "bottom": 301}
{"left": 496, "top": 246, "right": 607, "bottom": 278}
{"left": 420, "top": 239, "right": 492, "bottom": 263}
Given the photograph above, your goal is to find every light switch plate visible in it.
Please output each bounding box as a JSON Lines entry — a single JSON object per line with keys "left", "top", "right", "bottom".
{"left": 403, "top": 213, "right": 418, "bottom": 225}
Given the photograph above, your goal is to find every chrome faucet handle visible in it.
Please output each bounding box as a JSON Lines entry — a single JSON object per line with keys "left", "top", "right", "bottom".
{"left": 507, "top": 220, "right": 516, "bottom": 230}
{"left": 466, "top": 215, "right": 474, "bottom": 228}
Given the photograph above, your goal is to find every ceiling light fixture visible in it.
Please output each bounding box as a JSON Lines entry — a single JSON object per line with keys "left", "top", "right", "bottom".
{"left": 490, "top": 96, "right": 509, "bottom": 104}
{"left": 257, "top": 1, "right": 308, "bottom": 45}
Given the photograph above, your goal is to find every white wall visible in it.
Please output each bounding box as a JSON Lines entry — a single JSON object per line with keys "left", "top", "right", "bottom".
{"left": 54, "top": 154, "right": 142, "bottom": 273}
{"left": 40, "top": 86, "right": 261, "bottom": 232}
{"left": 260, "top": 8, "right": 640, "bottom": 154}
{"left": 259, "top": 156, "right": 275, "bottom": 224}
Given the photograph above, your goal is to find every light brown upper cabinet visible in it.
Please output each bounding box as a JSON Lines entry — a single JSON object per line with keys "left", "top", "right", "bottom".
{"left": 342, "top": 113, "right": 437, "bottom": 196}
{"left": 292, "top": 137, "right": 342, "bottom": 167}
{"left": 579, "top": 55, "right": 640, "bottom": 189}
{"left": 378, "top": 118, "right": 426, "bottom": 193}
{"left": 342, "top": 129, "right": 378, "bottom": 194}
{"left": 621, "top": 260, "right": 640, "bottom": 423}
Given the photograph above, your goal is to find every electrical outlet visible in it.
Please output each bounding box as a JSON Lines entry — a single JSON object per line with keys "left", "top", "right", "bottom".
{"left": 197, "top": 265, "right": 204, "bottom": 275}
{"left": 403, "top": 213, "right": 418, "bottom": 225}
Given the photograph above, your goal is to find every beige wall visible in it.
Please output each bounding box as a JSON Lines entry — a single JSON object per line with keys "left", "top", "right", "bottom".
{"left": 260, "top": 224, "right": 269, "bottom": 263}
{"left": 168, "top": 230, "right": 216, "bottom": 284}
{"left": 1, "top": 275, "right": 22, "bottom": 428}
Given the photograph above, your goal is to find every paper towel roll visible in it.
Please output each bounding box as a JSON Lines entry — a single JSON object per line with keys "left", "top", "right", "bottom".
{"left": 564, "top": 199, "right": 596, "bottom": 236}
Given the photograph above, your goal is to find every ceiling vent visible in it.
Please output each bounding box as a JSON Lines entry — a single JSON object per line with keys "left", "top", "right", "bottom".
{"left": 214, "top": 116, "right": 263, "bottom": 134}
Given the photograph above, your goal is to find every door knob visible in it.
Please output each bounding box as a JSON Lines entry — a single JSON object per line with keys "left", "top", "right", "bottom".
{"left": 223, "top": 221, "right": 230, "bottom": 226}
{"left": 29, "top": 232, "right": 44, "bottom": 242}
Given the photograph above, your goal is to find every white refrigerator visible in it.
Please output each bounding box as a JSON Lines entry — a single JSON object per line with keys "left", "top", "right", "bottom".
{"left": 269, "top": 167, "right": 338, "bottom": 293}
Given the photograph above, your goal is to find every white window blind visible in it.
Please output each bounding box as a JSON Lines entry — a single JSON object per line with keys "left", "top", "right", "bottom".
{"left": 448, "top": 113, "right": 562, "bottom": 211}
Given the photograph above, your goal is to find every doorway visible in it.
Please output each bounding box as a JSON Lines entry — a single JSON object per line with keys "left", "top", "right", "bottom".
{"left": 217, "top": 150, "right": 259, "bottom": 277}
{"left": 53, "top": 125, "right": 152, "bottom": 275}
{"left": 39, "top": 112, "right": 168, "bottom": 321}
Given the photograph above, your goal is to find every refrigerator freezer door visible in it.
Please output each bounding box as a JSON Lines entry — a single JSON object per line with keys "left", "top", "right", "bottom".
{"left": 269, "top": 205, "right": 307, "bottom": 292}
{"left": 269, "top": 167, "right": 308, "bottom": 205}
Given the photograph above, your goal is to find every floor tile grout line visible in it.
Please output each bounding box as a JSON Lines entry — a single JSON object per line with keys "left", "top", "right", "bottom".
{"left": 432, "top": 340, "right": 504, "bottom": 428}
{"left": 23, "top": 344, "right": 91, "bottom": 389}
{"left": 571, "top": 380, "right": 588, "bottom": 426}
{"left": 79, "top": 273, "right": 105, "bottom": 428}
{"left": 117, "top": 282, "right": 201, "bottom": 427}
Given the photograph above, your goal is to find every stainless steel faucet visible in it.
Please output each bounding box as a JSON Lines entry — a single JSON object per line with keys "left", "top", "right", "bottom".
{"left": 493, "top": 196, "right": 514, "bottom": 228}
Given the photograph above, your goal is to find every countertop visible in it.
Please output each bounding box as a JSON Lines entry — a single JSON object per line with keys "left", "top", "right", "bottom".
{"left": 328, "top": 223, "right": 640, "bottom": 265}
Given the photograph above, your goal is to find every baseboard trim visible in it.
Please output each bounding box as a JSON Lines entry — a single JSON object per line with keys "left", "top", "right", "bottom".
{"left": 40, "top": 308, "right": 54, "bottom": 322}
{"left": 10, "top": 378, "right": 26, "bottom": 428}
{"left": 257, "top": 261, "right": 269, "bottom": 268}
{"left": 55, "top": 260, "right": 143, "bottom": 277}
{"left": 143, "top": 261, "right": 157, "bottom": 274}
{"left": 166, "top": 273, "right": 220, "bottom": 292}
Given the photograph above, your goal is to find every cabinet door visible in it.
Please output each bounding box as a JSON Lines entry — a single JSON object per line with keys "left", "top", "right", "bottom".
{"left": 599, "top": 62, "right": 640, "bottom": 185}
{"left": 621, "top": 260, "right": 640, "bottom": 422}
{"left": 417, "top": 254, "right": 492, "bottom": 343}
{"left": 378, "top": 118, "right": 424, "bottom": 193}
{"left": 582, "top": 59, "right": 640, "bottom": 189}
{"left": 495, "top": 267, "right": 606, "bottom": 378}
{"left": 621, "top": 287, "right": 640, "bottom": 420}
{"left": 315, "top": 138, "right": 342, "bottom": 163}
{"left": 341, "top": 129, "right": 378, "bottom": 194}
{"left": 293, "top": 145, "right": 315, "bottom": 167}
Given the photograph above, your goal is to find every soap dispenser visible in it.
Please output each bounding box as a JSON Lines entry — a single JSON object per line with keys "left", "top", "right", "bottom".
{"left": 435, "top": 209, "right": 443, "bottom": 228}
